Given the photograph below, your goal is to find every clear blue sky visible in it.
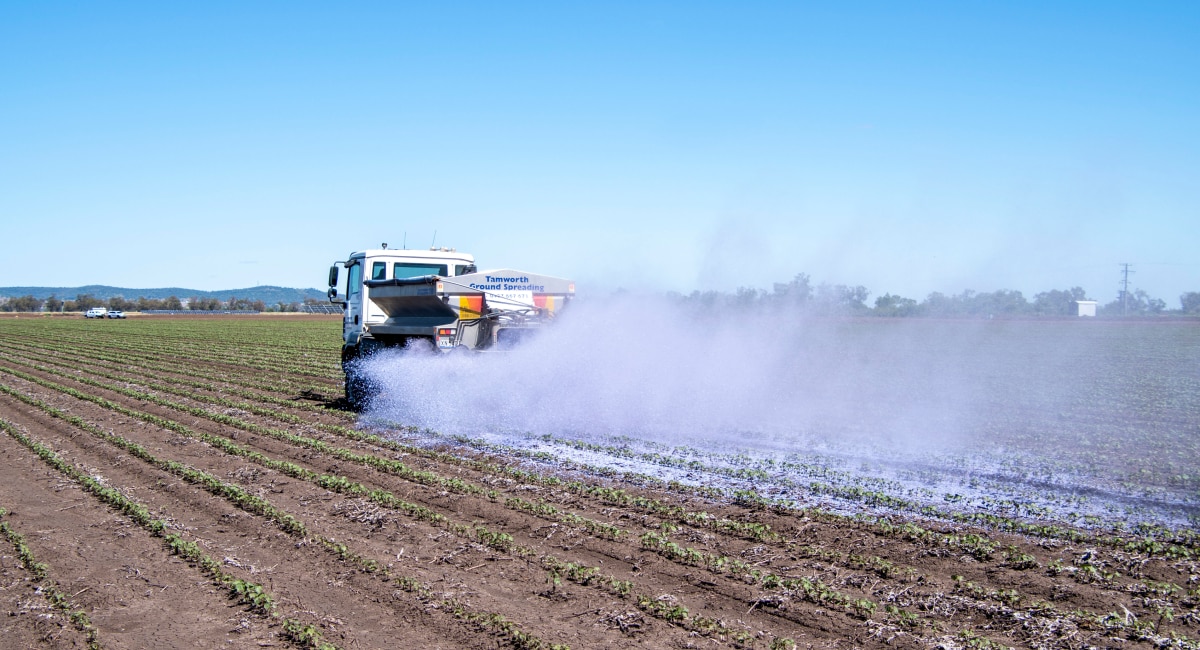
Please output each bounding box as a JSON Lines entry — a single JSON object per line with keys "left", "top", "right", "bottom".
{"left": 2, "top": 2, "right": 1197, "bottom": 304}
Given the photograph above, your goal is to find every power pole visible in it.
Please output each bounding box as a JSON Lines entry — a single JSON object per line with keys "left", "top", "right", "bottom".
{"left": 1119, "top": 263, "right": 1134, "bottom": 315}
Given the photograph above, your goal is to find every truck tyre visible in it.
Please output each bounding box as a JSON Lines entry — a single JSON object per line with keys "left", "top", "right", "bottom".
{"left": 344, "top": 361, "right": 373, "bottom": 411}
{"left": 342, "top": 344, "right": 377, "bottom": 411}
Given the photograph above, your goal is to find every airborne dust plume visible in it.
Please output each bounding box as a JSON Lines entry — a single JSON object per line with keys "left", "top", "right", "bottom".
{"left": 360, "top": 295, "right": 1198, "bottom": 525}
{"left": 363, "top": 294, "right": 1061, "bottom": 455}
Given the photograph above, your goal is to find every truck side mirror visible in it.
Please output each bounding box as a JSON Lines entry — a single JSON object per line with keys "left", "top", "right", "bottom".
{"left": 328, "top": 265, "right": 340, "bottom": 287}
{"left": 327, "top": 287, "right": 342, "bottom": 303}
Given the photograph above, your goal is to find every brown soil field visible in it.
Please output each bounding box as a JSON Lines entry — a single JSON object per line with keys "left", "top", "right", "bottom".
{"left": 0, "top": 316, "right": 1197, "bottom": 649}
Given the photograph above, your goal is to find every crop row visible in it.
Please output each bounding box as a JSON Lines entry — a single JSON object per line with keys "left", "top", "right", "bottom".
{"left": 0, "top": 338, "right": 352, "bottom": 420}
{"left": 425, "top": 420, "right": 1200, "bottom": 558}
{"left": 0, "top": 417, "right": 336, "bottom": 650}
{"left": 0, "top": 324, "right": 338, "bottom": 383}
{"left": 12, "top": 340, "right": 1192, "bottom": 617}
{"left": 0, "top": 368, "right": 831, "bottom": 648}
{"left": 23, "top": 321, "right": 1197, "bottom": 542}
{"left": 0, "top": 335, "right": 338, "bottom": 400}
{"left": 0, "top": 506, "right": 101, "bottom": 649}
{"left": 0, "top": 383, "right": 584, "bottom": 650}
{"left": 7, "top": 358, "right": 1195, "bottom": 648}
{"left": 2, "top": 340, "right": 1180, "bottom": 585}
{"left": 0, "top": 361, "right": 832, "bottom": 645}
{"left": 6, "top": 318, "right": 1199, "bottom": 647}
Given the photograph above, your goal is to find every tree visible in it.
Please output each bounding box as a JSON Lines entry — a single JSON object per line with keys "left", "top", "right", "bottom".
{"left": 137, "top": 296, "right": 163, "bottom": 311}
{"left": 1033, "top": 287, "right": 1088, "bottom": 316}
{"left": 972, "top": 289, "right": 1028, "bottom": 316}
{"left": 227, "top": 295, "right": 262, "bottom": 310}
{"left": 813, "top": 283, "right": 870, "bottom": 314}
{"left": 1101, "top": 288, "right": 1166, "bottom": 316}
{"left": 189, "top": 297, "right": 221, "bottom": 310}
{"left": 45, "top": 295, "right": 63, "bottom": 312}
{"left": 1181, "top": 292, "right": 1200, "bottom": 314}
{"left": 771, "top": 273, "right": 812, "bottom": 306}
{"left": 1139, "top": 290, "right": 1167, "bottom": 314}
{"left": 163, "top": 296, "right": 183, "bottom": 310}
{"left": 922, "top": 291, "right": 961, "bottom": 317}
{"left": 0, "top": 295, "right": 42, "bottom": 312}
{"left": 919, "top": 288, "right": 1033, "bottom": 318}
{"left": 873, "top": 293, "right": 919, "bottom": 317}
{"left": 108, "top": 295, "right": 135, "bottom": 311}
{"left": 74, "top": 293, "right": 103, "bottom": 311}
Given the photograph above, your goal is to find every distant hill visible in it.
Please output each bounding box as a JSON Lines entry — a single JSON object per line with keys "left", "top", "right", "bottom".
{"left": 0, "top": 285, "right": 326, "bottom": 304}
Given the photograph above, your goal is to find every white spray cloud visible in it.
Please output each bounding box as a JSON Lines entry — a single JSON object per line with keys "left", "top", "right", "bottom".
{"left": 359, "top": 293, "right": 999, "bottom": 456}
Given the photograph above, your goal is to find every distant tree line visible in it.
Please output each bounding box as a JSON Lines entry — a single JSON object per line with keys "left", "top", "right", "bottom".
{"left": 3, "top": 283, "right": 1198, "bottom": 317}
{"left": 667, "top": 273, "right": 1200, "bottom": 317}
{"left": 0, "top": 293, "right": 326, "bottom": 313}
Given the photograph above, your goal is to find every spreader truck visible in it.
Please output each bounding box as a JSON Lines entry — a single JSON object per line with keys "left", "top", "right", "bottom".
{"left": 328, "top": 245, "right": 574, "bottom": 407}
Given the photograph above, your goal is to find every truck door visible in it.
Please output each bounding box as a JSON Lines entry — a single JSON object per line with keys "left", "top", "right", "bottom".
{"left": 364, "top": 260, "right": 389, "bottom": 325}
{"left": 344, "top": 262, "right": 363, "bottom": 346}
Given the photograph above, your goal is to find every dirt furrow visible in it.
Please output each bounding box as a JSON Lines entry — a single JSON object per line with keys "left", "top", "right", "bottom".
{"left": 0, "top": 350, "right": 881, "bottom": 647}
{"left": 0, "top": 418, "right": 279, "bottom": 648}
{"left": 0, "top": 391, "right": 497, "bottom": 650}
{"left": 1, "top": 372, "right": 812, "bottom": 648}
{"left": 3, "top": 316, "right": 1196, "bottom": 649}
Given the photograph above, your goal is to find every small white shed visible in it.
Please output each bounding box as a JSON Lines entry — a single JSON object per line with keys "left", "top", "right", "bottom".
{"left": 1073, "top": 300, "right": 1098, "bottom": 317}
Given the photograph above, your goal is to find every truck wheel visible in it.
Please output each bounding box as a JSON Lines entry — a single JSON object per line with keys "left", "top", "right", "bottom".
{"left": 344, "top": 363, "right": 373, "bottom": 411}
{"left": 342, "top": 345, "right": 364, "bottom": 411}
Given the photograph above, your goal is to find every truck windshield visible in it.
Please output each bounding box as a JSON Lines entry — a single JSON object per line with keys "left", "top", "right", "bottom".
{"left": 393, "top": 263, "right": 447, "bottom": 278}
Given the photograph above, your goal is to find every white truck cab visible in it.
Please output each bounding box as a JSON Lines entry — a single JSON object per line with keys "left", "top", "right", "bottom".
{"left": 328, "top": 246, "right": 476, "bottom": 351}
{"left": 85, "top": 307, "right": 108, "bottom": 318}
{"left": 327, "top": 244, "right": 574, "bottom": 408}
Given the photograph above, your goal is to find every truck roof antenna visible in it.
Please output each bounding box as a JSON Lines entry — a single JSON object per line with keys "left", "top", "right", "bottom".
{"left": 430, "top": 230, "right": 438, "bottom": 250}
{"left": 403, "top": 232, "right": 407, "bottom": 249}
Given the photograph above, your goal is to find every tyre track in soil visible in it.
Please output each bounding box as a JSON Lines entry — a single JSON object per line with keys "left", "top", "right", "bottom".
{"left": 0, "top": 350, "right": 881, "bottom": 647}
{"left": 0, "top": 386, "right": 495, "bottom": 650}
{"left": 7, "top": 342, "right": 1190, "bottom": 647}
{"left": 0, "top": 418, "right": 278, "bottom": 649}
{"left": 0, "top": 366, "right": 767, "bottom": 649}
